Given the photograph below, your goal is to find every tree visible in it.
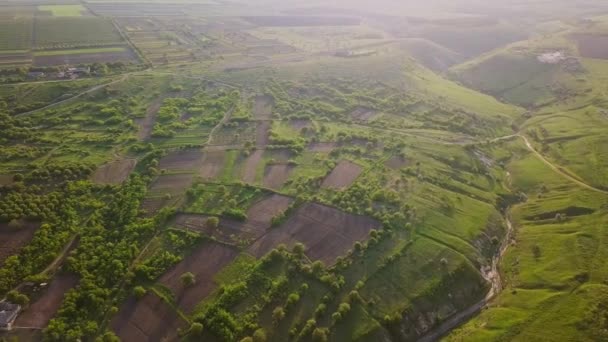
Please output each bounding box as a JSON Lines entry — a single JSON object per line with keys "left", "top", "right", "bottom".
{"left": 272, "top": 306, "right": 285, "bottom": 324}
{"left": 190, "top": 322, "right": 204, "bottom": 335}
{"left": 206, "top": 216, "right": 220, "bottom": 229}
{"left": 133, "top": 286, "right": 147, "bottom": 299}
{"left": 99, "top": 331, "right": 120, "bottom": 342}
{"left": 181, "top": 272, "right": 196, "bottom": 287}
{"left": 286, "top": 292, "right": 300, "bottom": 307}
{"left": 311, "top": 260, "right": 325, "bottom": 275}
{"left": 312, "top": 328, "right": 329, "bottom": 342}
{"left": 292, "top": 242, "right": 306, "bottom": 256}
{"left": 252, "top": 328, "right": 267, "bottom": 342}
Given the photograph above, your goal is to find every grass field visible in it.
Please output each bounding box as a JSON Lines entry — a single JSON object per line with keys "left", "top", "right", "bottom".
{"left": 38, "top": 5, "right": 87, "bottom": 17}
{"left": 0, "top": 19, "right": 33, "bottom": 51}
{"left": 34, "top": 17, "right": 123, "bottom": 49}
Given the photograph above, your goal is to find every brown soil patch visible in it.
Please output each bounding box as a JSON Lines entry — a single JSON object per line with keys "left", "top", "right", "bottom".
{"left": 173, "top": 214, "right": 256, "bottom": 244}
{"left": 349, "top": 107, "right": 377, "bottom": 122}
{"left": 321, "top": 160, "right": 363, "bottom": 190}
{"left": 253, "top": 95, "right": 273, "bottom": 120}
{"left": 200, "top": 150, "right": 225, "bottom": 180}
{"left": 92, "top": 159, "right": 137, "bottom": 185}
{"left": 149, "top": 174, "right": 194, "bottom": 196}
{"left": 0, "top": 175, "right": 13, "bottom": 186}
{"left": 160, "top": 241, "right": 239, "bottom": 312}
{"left": 573, "top": 34, "right": 608, "bottom": 59}
{"left": 241, "top": 150, "right": 264, "bottom": 183}
{"left": 267, "top": 148, "right": 293, "bottom": 161}
{"left": 256, "top": 121, "right": 271, "bottom": 147}
{"left": 308, "top": 142, "right": 337, "bottom": 153}
{"left": 247, "top": 194, "right": 293, "bottom": 225}
{"left": 112, "top": 292, "right": 186, "bottom": 342}
{"left": 0, "top": 222, "right": 39, "bottom": 267}
{"left": 174, "top": 194, "right": 293, "bottom": 243}
{"left": 140, "top": 197, "right": 169, "bottom": 216}
{"left": 385, "top": 156, "right": 410, "bottom": 169}
{"left": 136, "top": 98, "right": 163, "bottom": 141}
{"left": 263, "top": 164, "right": 294, "bottom": 190}
{"left": 159, "top": 149, "right": 204, "bottom": 171}
{"left": 15, "top": 274, "right": 78, "bottom": 328}
{"left": 247, "top": 203, "right": 380, "bottom": 265}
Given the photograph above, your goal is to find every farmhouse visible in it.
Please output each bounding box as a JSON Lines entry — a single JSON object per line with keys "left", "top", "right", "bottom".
{"left": 67, "top": 67, "right": 91, "bottom": 75}
{"left": 0, "top": 302, "right": 21, "bottom": 331}
{"left": 27, "top": 71, "right": 46, "bottom": 79}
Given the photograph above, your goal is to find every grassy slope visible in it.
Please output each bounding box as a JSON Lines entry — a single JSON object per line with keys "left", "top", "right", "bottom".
{"left": 448, "top": 34, "right": 583, "bottom": 108}
{"left": 446, "top": 135, "right": 608, "bottom": 341}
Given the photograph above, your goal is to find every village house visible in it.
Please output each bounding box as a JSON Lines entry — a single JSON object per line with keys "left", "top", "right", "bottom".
{"left": 0, "top": 301, "right": 21, "bottom": 331}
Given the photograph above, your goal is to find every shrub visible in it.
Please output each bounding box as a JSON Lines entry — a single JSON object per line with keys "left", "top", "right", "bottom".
{"left": 190, "top": 322, "right": 204, "bottom": 335}
{"left": 252, "top": 328, "right": 267, "bottom": 342}
{"left": 133, "top": 286, "right": 147, "bottom": 299}
{"left": 272, "top": 306, "right": 285, "bottom": 325}
{"left": 180, "top": 272, "right": 196, "bottom": 287}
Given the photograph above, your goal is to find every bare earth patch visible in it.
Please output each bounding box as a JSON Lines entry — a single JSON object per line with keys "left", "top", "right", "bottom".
{"left": 92, "top": 159, "right": 137, "bottom": 185}
{"left": 247, "top": 203, "right": 380, "bottom": 265}
{"left": 241, "top": 150, "right": 264, "bottom": 183}
{"left": 149, "top": 174, "right": 194, "bottom": 196}
{"left": 112, "top": 292, "right": 186, "bottom": 342}
{"left": 200, "top": 150, "right": 226, "bottom": 180}
{"left": 349, "top": 107, "right": 377, "bottom": 122}
{"left": 0, "top": 222, "right": 39, "bottom": 267}
{"left": 321, "top": 160, "right": 363, "bottom": 189}
{"left": 253, "top": 95, "right": 273, "bottom": 120}
{"left": 0, "top": 175, "right": 13, "bottom": 186}
{"left": 307, "top": 142, "right": 337, "bottom": 153}
{"left": 263, "top": 164, "right": 294, "bottom": 190}
{"left": 385, "top": 156, "right": 410, "bottom": 169}
{"left": 136, "top": 98, "right": 163, "bottom": 141}
{"left": 256, "top": 121, "right": 271, "bottom": 147}
{"left": 174, "top": 194, "right": 293, "bottom": 244}
{"left": 159, "top": 241, "right": 239, "bottom": 312}
{"left": 158, "top": 149, "right": 204, "bottom": 172}
{"left": 15, "top": 274, "right": 78, "bottom": 328}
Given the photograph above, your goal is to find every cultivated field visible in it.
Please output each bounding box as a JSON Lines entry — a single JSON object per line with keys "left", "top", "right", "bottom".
{"left": 175, "top": 193, "right": 293, "bottom": 244}
{"left": 33, "top": 17, "right": 123, "bottom": 49}
{"left": 33, "top": 47, "right": 137, "bottom": 66}
{"left": 0, "top": 222, "right": 39, "bottom": 266}
{"left": 158, "top": 149, "right": 204, "bottom": 172}
{"left": 263, "top": 164, "right": 294, "bottom": 189}
{"left": 247, "top": 202, "right": 380, "bottom": 265}
{"left": 159, "top": 241, "right": 239, "bottom": 312}
{"left": 253, "top": 95, "right": 273, "bottom": 120}
{"left": 111, "top": 292, "right": 186, "bottom": 342}
{"left": 92, "top": 158, "right": 137, "bottom": 185}
{"left": 321, "top": 160, "right": 364, "bottom": 189}
{"left": 148, "top": 174, "right": 194, "bottom": 196}
{"left": 15, "top": 274, "right": 78, "bottom": 328}
{"left": 199, "top": 150, "right": 226, "bottom": 180}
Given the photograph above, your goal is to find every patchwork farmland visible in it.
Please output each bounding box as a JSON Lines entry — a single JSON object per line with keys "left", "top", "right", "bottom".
{"left": 2, "top": 1, "right": 608, "bottom": 342}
